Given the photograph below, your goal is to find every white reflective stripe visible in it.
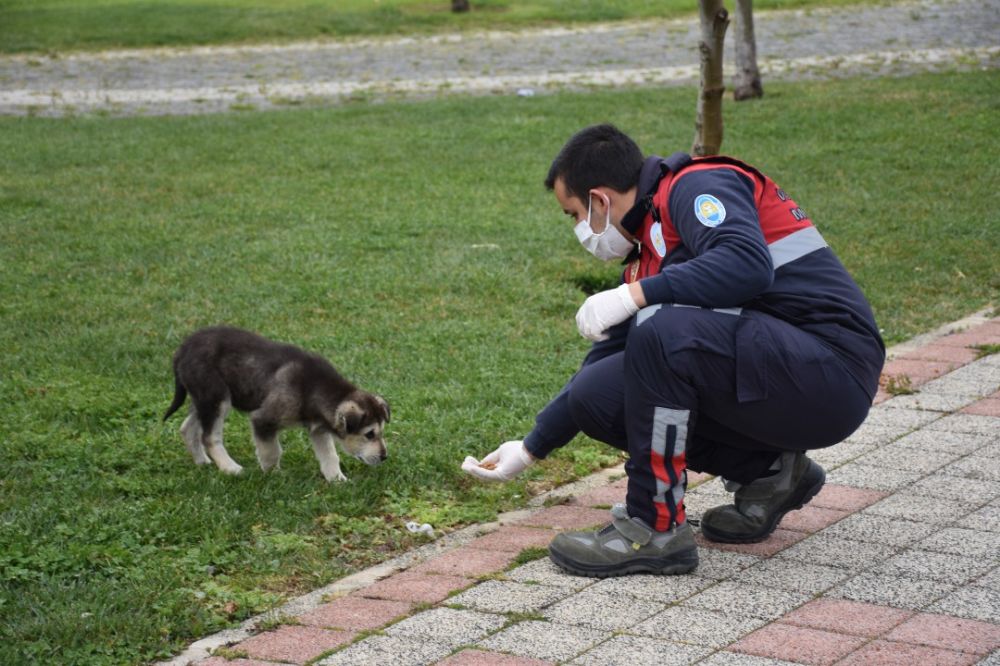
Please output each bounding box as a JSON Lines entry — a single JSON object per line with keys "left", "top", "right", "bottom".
{"left": 671, "top": 303, "right": 742, "bottom": 316}
{"left": 769, "top": 225, "right": 828, "bottom": 269}
{"left": 651, "top": 407, "right": 689, "bottom": 505}
{"left": 636, "top": 304, "right": 662, "bottom": 326}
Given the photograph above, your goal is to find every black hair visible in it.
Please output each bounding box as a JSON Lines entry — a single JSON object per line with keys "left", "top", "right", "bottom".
{"left": 544, "top": 124, "right": 644, "bottom": 199}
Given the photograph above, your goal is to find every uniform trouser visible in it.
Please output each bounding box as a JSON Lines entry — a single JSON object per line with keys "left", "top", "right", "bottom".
{"left": 565, "top": 305, "right": 874, "bottom": 531}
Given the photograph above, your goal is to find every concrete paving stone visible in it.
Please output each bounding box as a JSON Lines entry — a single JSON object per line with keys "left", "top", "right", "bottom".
{"left": 943, "top": 455, "right": 1000, "bottom": 482}
{"left": 808, "top": 440, "right": 878, "bottom": 469}
{"left": 964, "top": 397, "right": 1000, "bottom": 417}
{"left": 589, "top": 572, "right": 715, "bottom": 604}
{"left": 233, "top": 625, "right": 356, "bottom": 663}
{"left": 514, "top": 505, "right": 609, "bottom": 530}
{"left": 698, "top": 653, "right": 803, "bottom": 666}
{"left": 683, "top": 491, "right": 726, "bottom": 523}
{"left": 316, "top": 634, "right": 453, "bottom": 666}
{"left": 777, "top": 505, "right": 849, "bottom": 533}
{"left": 200, "top": 659, "right": 280, "bottom": 666}
{"left": 730, "top": 558, "right": 853, "bottom": 596}
{"left": 981, "top": 444, "right": 1000, "bottom": 459}
{"left": 569, "top": 634, "right": 712, "bottom": 665}
{"left": 409, "top": 546, "right": 516, "bottom": 578}
{"left": 885, "top": 612, "right": 1000, "bottom": 655}
{"left": 504, "top": 558, "right": 595, "bottom": 591}
{"left": 356, "top": 571, "right": 474, "bottom": 604}
{"left": 682, "top": 580, "right": 810, "bottom": 621}
{"left": 696, "top": 529, "right": 807, "bottom": 558}
{"left": 917, "top": 526, "right": 1000, "bottom": 558}
{"left": 861, "top": 407, "right": 943, "bottom": 431}
{"left": 863, "top": 492, "right": 981, "bottom": 525}
{"left": 384, "top": 607, "right": 507, "bottom": 648}
{"left": 827, "top": 571, "right": 955, "bottom": 611}
{"left": 928, "top": 586, "right": 1000, "bottom": 623}
{"left": 920, "top": 362, "right": 1000, "bottom": 396}
{"left": 687, "top": 477, "right": 731, "bottom": 498}
{"left": 882, "top": 359, "right": 955, "bottom": 386}
{"left": 936, "top": 323, "right": 1000, "bottom": 348}
{"left": 835, "top": 639, "right": 981, "bottom": 666}
{"left": 852, "top": 445, "right": 956, "bottom": 474}
{"left": 971, "top": 566, "right": 1000, "bottom": 591}
{"left": 448, "top": 580, "right": 572, "bottom": 614}
{"left": 979, "top": 649, "right": 1000, "bottom": 665}
{"left": 827, "top": 463, "right": 924, "bottom": 492}
{"left": 298, "top": 596, "right": 414, "bottom": 632}
{"left": 542, "top": 586, "right": 665, "bottom": 631}
{"left": 873, "top": 549, "right": 997, "bottom": 586}
{"left": 477, "top": 620, "right": 611, "bottom": 663}
{"left": 925, "top": 414, "right": 1000, "bottom": 438}
{"left": 691, "top": 547, "right": 762, "bottom": 580}
{"left": 632, "top": 606, "right": 769, "bottom": 648}
{"left": 897, "top": 344, "right": 982, "bottom": 365}
{"left": 688, "top": 471, "right": 716, "bottom": 489}
{"left": 892, "top": 429, "right": 995, "bottom": 457}
{"left": 570, "top": 483, "right": 627, "bottom": 508}
{"left": 466, "top": 526, "right": 559, "bottom": 552}
{"left": 777, "top": 533, "right": 899, "bottom": 570}
{"left": 778, "top": 597, "right": 913, "bottom": 637}
{"left": 821, "top": 513, "right": 932, "bottom": 548}
{"left": 886, "top": 392, "right": 983, "bottom": 413}
{"left": 729, "top": 623, "right": 867, "bottom": 665}
{"left": 437, "top": 649, "right": 556, "bottom": 665}
{"left": 840, "top": 423, "right": 909, "bottom": 448}
{"left": 810, "top": 484, "right": 888, "bottom": 513}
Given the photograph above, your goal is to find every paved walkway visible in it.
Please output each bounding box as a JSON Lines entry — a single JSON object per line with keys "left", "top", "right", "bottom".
{"left": 161, "top": 309, "right": 1000, "bottom": 665}
{"left": 1, "top": 0, "right": 998, "bottom": 116}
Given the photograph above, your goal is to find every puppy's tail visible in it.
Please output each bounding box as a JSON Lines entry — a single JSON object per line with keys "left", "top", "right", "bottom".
{"left": 163, "top": 374, "right": 187, "bottom": 421}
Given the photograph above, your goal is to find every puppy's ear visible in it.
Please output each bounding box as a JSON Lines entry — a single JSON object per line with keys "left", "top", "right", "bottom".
{"left": 334, "top": 400, "right": 364, "bottom": 435}
{"left": 375, "top": 394, "right": 390, "bottom": 423}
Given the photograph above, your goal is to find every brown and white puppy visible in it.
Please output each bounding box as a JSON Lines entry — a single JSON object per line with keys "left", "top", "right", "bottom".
{"left": 163, "top": 326, "right": 390, "bottom": 482}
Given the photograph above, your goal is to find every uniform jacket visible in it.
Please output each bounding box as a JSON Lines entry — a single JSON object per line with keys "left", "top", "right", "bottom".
{"left": 524, "top": 153, "right": 885, "bottom": 460}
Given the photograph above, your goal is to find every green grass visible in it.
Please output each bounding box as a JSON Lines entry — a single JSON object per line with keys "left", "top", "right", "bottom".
{"left": 0, "top": 71, "right": 998, "bottom": 664}
{"left": 2, "top": 0, "right": 887, "bottom": 54}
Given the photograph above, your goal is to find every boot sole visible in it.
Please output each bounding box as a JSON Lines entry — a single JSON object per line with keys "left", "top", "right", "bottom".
{"left": 701, "top": 462, "right": 826, "bottom": 544}
{"left": 547, "top": 549, "right": 699, "bottom": 579}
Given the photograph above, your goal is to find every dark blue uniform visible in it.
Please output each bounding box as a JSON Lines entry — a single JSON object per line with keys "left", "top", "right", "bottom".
{"left": 525, "top": 154, "right": 885, "bottom": 531}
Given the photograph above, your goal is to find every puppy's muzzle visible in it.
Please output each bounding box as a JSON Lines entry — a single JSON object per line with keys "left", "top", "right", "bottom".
{"left": 358, "top": 447, "right": 387, "bottom": 466}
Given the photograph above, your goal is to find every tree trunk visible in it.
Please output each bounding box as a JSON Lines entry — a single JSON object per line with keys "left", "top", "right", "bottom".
{"left": 451, "top": 0, "right": 470, "bottom": 12}
{"left": 733, "top": 0, "right": 763, "bottom": 100}
{"left": 692, "top": 0, "right": 729, "bottom": 156}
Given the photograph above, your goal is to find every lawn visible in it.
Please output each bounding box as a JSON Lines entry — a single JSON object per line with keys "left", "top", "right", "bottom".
{"left": 2, "top": 0, "right": 883, "bottom": 53}
{"left": 1, "top": 70, "right": 998, "bottom": 664}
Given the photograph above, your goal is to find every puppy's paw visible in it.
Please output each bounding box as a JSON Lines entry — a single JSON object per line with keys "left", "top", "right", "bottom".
{"left": 221, "top": 464, "right": 244, "bottom": 476}
{"left": 324, "top": 469, "right": 348, "bottom": 483}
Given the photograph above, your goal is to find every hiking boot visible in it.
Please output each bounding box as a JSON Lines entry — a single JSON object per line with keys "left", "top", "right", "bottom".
{"left": 548, "top": 503, "right": 698, "bottom": 578}
{"left": 700, "top": 451, "right": 825, "bottom": 544}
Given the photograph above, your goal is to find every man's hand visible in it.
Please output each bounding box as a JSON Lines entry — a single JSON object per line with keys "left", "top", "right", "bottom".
{"left": 575, "top": 283, "right": 640, "bottom": 341}
{"left": 462, "top": 440, "right": 534, "bottom": 482}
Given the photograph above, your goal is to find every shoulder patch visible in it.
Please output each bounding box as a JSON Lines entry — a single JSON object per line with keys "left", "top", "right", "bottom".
{"left": 694, "top": 194, "right": 726, "bottom": 227}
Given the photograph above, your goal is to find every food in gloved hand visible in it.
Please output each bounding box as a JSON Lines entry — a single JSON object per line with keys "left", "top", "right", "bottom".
{"left": 479, "top": 461, "right": 497, "bottom": 470}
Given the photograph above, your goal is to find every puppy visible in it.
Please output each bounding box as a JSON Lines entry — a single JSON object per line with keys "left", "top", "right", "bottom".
{"left": 163, "top": 326, "right": 390, "bottom": 482}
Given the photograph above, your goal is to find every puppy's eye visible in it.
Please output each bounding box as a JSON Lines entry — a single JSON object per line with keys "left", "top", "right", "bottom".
{"left": 365, "top": 431, "right": 376, "bottom": 440}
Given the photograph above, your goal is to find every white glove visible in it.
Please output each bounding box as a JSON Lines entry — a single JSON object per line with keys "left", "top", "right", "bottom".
{"left": 462, "top": 440, "right": 534, "bottom": 482}
{"left": 575, "top": 283, "right": 639, "bottom": 341}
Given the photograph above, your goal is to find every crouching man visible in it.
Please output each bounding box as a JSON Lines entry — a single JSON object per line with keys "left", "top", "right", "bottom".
{"left": 463, "top": 124, "right": 884, "bottom": 578}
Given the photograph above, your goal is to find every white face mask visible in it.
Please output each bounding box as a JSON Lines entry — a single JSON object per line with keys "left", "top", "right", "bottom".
{"left": 574, "top": 193, "right": 635, "bottom": 261}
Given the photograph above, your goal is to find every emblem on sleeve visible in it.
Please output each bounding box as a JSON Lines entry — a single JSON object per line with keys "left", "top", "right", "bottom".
{"left": 694, "top": 194, "right": 727, "bottom": 227}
